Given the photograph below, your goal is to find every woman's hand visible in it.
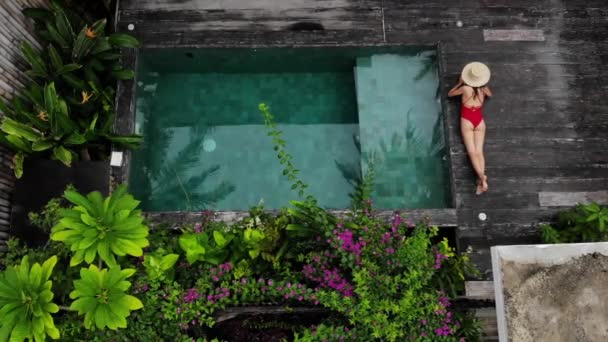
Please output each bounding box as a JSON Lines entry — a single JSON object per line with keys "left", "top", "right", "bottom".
{"left": 448, "top": 77, "right": 466, "bottom": 97}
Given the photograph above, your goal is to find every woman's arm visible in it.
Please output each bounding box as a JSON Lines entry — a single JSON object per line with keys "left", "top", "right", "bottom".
{"left": 482, "top": 86, "right": 493, "bottom": 97}
{"left": 448, "top": 77, "right": 465, "bottom": 97}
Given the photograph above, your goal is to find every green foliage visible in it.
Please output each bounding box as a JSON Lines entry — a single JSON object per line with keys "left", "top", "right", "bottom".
{"left": 540, "top": 203, "right": 608, "bottom": 243}
{"left": 350, "top": 165, "right": 375, "bottom": 210}
{"left": 179, "top": 230, "right": 233, "bottom": 265}
{"left": 259, "top": 103, "right": 310, "bottom": 200}
{"left": 50, "top": 184, "right": 149, "bottom": 267}
{"left": 294, "top": 324, "right": 359, "bottom": 341}
{"left": 0, "top": 256, "right": 60, "bottom": 341}
{"left": 0, "top": 2, "right": 141, "bottom": 178}
{"left": 69, "top": 265, "right": 143, "bottom": 330}
{"left": 27, "top": 184, "right": 76, "bottom": 234}
{"left": 143, "top": 251, "right": 179, "bottom": 280}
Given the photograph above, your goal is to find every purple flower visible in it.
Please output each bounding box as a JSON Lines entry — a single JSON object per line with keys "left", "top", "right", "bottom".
{"left": 267, "top": 279, "right": 274, "bottom": 286}
{"left": 194, "top": 223, "right": 202, "bottom": 233}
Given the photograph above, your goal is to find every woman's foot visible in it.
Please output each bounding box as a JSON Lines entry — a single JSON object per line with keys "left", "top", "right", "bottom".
{"left": 481, "top": 175, "right": 488, "bottom": 192}
{"left": 475, "top": 179, "right": 484, "bottom": 195}
{"left": 475, "top": 176, "right": 488, "bottom": 195}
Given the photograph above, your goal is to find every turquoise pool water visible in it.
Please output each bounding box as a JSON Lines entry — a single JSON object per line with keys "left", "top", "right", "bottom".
{"left": 129, "top": 47, "right": 450, "bottom": 211}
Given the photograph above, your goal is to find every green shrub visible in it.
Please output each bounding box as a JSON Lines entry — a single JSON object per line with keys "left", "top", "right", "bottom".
{"left": 0, "top": 2, "right": 141, "bottom": 178}
{"left": 541, "top": 203, "right": 608, "bottom": 243}
{"left": 0, "top": 256, "right": 60, "bottom": 341}
{"left": 51, "top": 184, "right": 149, "bottom": 267}
{"left": 69, "top": 265, "right": 143, "bottom": 330}
{"left": 0, "top": 103, "right": 480, "bottom": 341}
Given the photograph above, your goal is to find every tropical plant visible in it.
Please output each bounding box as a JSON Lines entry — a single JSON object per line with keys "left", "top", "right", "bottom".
{"left": 179, "top": 230, "right": 233, "bottom": 265}
{"left": 0, "top": 1, "right": 142, "bottom": 178}
{"left": 259, "top": 103, "right": 310, "bottom": 199}
{"left": 0, "top": 82, "right": 137, "bottom": 178}
{"left": 0, "top": 256, "right": 60, "bottom": 341}
{"left": 143, "top": 250, "right": 179, "bottom": 280}
{"left": 50, "top": 184, "right": 149, "bottom": 267}
{"left": 22, "top": 2, "right": 139, "bottom": 95}
{"left": 541, "top": 202, "right": 608, "bottom": 243}
{"left": 69, "top": 265, "right": 143, "bottom": 330}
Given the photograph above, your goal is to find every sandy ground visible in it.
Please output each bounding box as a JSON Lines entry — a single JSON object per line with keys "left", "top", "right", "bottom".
{"left": 502, "top": 253, "right": 608, "bottom": 342}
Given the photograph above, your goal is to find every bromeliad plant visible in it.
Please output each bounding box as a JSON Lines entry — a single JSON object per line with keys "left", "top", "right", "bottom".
{"left": 0, "top": 256, "right": 60, "bottom": 341}
{"left": 69, "top": 265, "right": 143, "bottom": 330}
{"left": 0, "top": 1, "right": 141, "bottom": 178}
{"left": 0, "top": 185, "right": 150, "bottom": 341}
{"left": 50, "top": 184, "right": 149, "bottom": 267}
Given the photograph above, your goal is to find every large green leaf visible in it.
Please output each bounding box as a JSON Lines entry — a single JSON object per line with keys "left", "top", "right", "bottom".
{"left": 91, "top": 37, "right": 112, "bottom": 55}
{"left": 20, "top": 42, "right": 47, "bottom": 77}
{"left": 64, "top": 132, "right": 87, "bottom": 145}
{"left": 32, "top": 139, "right": 54, "bottom": 151}
{"left": 108, "top": 33, "right": 140, "bottom": 48}
{"left": 105, "top": 134, "right": 142, "bottom": 149}
{"left": 22, "top": 8, "right": 53, "bottom": 21}
{"left": 52, "top": 146, "right": 73, "bottom": 166}
{"left": 6, "top": 135, "right": 32, "bottom": 153}
{"left": 56, "top": 63, "right": 82, "bottom": 76}
{"left": 47, "top": 45, "right": 63, "bottom": 70}
{"left": 46, "top": 20, "right": 69, "bottom": 49}
{"left": 111, "top": 68, "right": 135, "bottom": 80}
{"left": 12, "top": 152, "right": 25, "bottom": 179}
{"left": 54, "top": 8, "right": 75, "bottom": 43}
{"left": 1, "top": 117, "right": 42, "bottom": 142}
{"left": 61, "top": 73, "right": 87, "bottom": 90}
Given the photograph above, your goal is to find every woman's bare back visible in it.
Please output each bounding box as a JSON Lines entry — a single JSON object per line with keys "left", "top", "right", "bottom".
{"left": 461, "top": 85, "right": 490, "bottom": 107}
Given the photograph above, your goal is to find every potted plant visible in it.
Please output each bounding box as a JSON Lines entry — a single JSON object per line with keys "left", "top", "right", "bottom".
{"left": 0, "top": 2, "right": 141, "bottom": 243}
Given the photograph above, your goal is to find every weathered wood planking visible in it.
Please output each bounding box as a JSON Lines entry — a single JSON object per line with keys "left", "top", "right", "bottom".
{"left": 116, "top": 0, "right": 608, "bottom": 278}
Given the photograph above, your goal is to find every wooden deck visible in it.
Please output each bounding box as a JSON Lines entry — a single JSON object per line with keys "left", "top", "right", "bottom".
{"left": 116, "top": 0, "right": 608, "bottom": 278}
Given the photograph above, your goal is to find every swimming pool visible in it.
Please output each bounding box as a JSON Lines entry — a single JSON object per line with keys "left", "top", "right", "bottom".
{"left": 129, "top": 47, "right": 450, "bottom": 211}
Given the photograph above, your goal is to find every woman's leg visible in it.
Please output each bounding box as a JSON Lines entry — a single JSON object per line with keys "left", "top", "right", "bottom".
{"left": 473, "top": 121, "right": 487, "bottom": 191}
{"left": 460, "top": 119, "right": 485, "bottom": 190}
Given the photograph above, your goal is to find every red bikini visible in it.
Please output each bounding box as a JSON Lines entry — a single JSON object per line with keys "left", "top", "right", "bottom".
{"left": 460, "top": 95, "right": 484, "bottom": 128}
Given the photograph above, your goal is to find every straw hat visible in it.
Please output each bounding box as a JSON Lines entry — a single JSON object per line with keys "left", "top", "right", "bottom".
{"left": 461, "top": 62, "right": 491, "bottom": 87}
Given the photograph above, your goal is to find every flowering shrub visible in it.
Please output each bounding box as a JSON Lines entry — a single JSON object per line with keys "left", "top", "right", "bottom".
{"left": 0, "top": 104, "right": 481, "bottom": 341}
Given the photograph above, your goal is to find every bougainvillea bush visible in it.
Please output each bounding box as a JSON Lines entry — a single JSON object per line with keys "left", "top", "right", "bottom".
{"left": 0, "top": 104, "right": 481, "bottom": 341}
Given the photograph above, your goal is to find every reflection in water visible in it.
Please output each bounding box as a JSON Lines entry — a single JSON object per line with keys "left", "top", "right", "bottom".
{"left": 131, "top": 47, "right": 450, "bottom": 211}
{"left": 133, "top": 119, "right": 236, "bottom": 211}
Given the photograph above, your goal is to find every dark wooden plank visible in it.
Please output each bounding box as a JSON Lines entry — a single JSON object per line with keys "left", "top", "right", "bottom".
{"left": 453, "top": 165, "right": 608, "bottom": 180}
{"left": 456, "top": 177, "right": 608, "bottom": 194}
{"left": 119, "top": 7, "right": 383, "bottom": 31}
{"left": 449, "top": 148, "right": 603, "bottom": 168}
{"left": 119, "top": 29, "right": 385, "bottom": 48}
{"left": 120, "top": 0, "right": 383, "bottom": 11}
{"left": 455, "top": 192, "right": 540, "bottom": 209}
